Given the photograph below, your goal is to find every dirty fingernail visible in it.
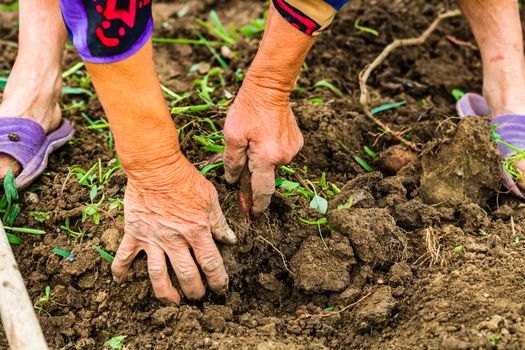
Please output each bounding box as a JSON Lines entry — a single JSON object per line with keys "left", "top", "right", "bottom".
{"left": 113, "top": 275, "right": 122, "bottom": 284}
{"left": 159, "top": 297, "right": 178, "bottom": 305}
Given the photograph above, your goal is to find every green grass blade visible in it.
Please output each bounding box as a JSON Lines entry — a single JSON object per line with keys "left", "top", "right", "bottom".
{"left": 152, "top": 37, "right": 225, "bottom": 46}
{"left": 6, "top": 232, "right": 22, "bottom": 244}
{"left": 312, "top": 80, "right": 343, "bottom": 97}
{"left": 4, "top": 226, "right": 46, "bottom": 235}
{"left": 51, "top": 248, "right": 72, "bottom": 258}
{"left": 171, "top": 104, "right": 211, "bottom": 114}
{"left": 61, "top": 86, "right": 94, "bottom": 97}
{"left": 353, "top": 156, "right": 374, "bottom": 172}
{"left": 62, "top": 62, "right": 85, "bottom": 79}
{"left": 95, "top": 246, "right": 114, "bottom": 263}
{"left": 371, "top": 100, "right": 406, "bottom": 115}
{"left": 354, "top": 19, "right": 379, "bottom": 36}
{"left": 363, "top": 146, "right": 378, "bottom": 159}
{"left": 200, "top": 162, "right": 224, "bottom": 175}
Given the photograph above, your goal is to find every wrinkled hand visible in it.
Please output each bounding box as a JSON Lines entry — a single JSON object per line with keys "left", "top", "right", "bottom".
{"left": 224, "top": 80, "right": 303, "bottom": 213}
{"left": 111, "top": 156, "right": 236, "bottom": 304}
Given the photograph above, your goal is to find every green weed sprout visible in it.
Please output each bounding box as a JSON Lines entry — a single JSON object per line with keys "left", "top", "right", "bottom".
{"left": 490, "top": 124, "right": 525, "bottom": 181}
{"left": 95, "top": 246, "right": 114, "bottom": 263}
{"left": 0, "top": 170, "right": 46, "bottom": 243}
{"left": 106, "top": 335, "right": 127, "bottom": 349}
{"left": 61, "top": 217, "right": 90, "bottom": 243}
{"left": 34, "top": 285, "right": 51, "bottom": 315}
{"left": 354, "top": 19, "right": 379, "bottom": 36}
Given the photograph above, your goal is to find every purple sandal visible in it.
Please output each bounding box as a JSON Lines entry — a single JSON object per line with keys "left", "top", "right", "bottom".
{"left": 0, "top": 117, "right": 75, "bottom": 189}
{"left": 456, "top": 93, "right": 525, "bottom": 198}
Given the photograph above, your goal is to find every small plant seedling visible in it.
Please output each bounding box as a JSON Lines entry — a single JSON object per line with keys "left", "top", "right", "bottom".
{"left": 451, "top": 88, "right": 465, "bottom": 101}
{"left": 515, "top": 236, "right": 521, "bottom": 244}
{"left": 310, "top": 194, "right": 328, "bottom": 215}
{"left": 51, "top": 248, "right": 72, "bottom": 258}
{"left": 0, "top": 2, "right": 19, "bottom": 11}
{"left": 308, "top": 97, "right": 325, "bottom": 105}
{"left": 82, "top": 196, "right": 105, "bottom": 225}
{"left": 363, "top": 146, "right": 378, "bottom": 159}
{"left": 354, "top": 156, "right": 374, "bottom": 172}
{"left": 311, "top": 80, "right": 343, "bottom": 97}
{"left": 490, "top": 124, "right": 525, "bottom": 181}
{"left": 200, "top": 161, "right": 224, "bottom": 175}
{"left": 478, "top": 229, "right": 489, "bottom": 237}
{"left": 296, "top": 215, "right": 330, "bottom": 249}
{"left": 337, "top": 197, "right": 354, "bottom": 210}
{"left": 453, "top": 245, "right": 464, "bottom": 254}
{"left": 108, "top": 198, "right": 124, "bottom": 211}
{"left": 240, "top": 12, "right": 266, "bottom": 37}
{"left": 95, "top": 246, "right": 114, "bottom": 263}
{"left": 370, "top": 100, "right": 406, "bottom": 115}
{"left": 34, "top": 285, "right": 51, "bottom": 315}
{"left": 324, "top": 306, "right": 336, "bottom": 312}
{"left": 354, "top": 19, "right": 379, "bottom": 36}
{"left": 0, "top": 170, "right": 46, "bottom": 243}
{"left": 197, "top": 10, "right": 238, "bottom": 46}
{"left": 488, "top": 334, "right": 502, "bottom": 344}
{"left": 61, "top": 217, "right": 91, "bottom": 243}
{"left": 106, "top": 335, "right": 127, "bottom": 349}
{"left": 30, "top": 211, "right": 50, "bottom": 223}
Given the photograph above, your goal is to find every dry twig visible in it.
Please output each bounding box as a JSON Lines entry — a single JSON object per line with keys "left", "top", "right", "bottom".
{"left": 358, "top": 9, "right": 462, "bottom": 152}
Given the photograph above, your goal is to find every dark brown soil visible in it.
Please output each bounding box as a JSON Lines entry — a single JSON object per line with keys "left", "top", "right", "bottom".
{"left": 2, "top": 0, "right": 525, "bottom": 349}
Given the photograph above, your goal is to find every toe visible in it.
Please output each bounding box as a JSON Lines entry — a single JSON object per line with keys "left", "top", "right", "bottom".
{"left": 0, "top": 155, "right": 21, "bottom": 179}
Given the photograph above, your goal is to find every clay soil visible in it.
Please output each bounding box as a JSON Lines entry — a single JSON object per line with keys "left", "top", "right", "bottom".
{"left": 2, "top": 0, "right": 525, "bottom": 349}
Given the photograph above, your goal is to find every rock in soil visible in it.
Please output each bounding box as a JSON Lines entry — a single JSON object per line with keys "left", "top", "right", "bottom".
{"left": 380, "top": 144, "right": 419, "bottom": 174}
{"left": 419, "top": 117, "right": 501, "bottom": 207}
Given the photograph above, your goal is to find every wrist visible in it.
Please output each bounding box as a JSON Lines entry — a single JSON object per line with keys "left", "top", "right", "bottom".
{"left": 119, "top": 147, "right": 193, "bottom": 189}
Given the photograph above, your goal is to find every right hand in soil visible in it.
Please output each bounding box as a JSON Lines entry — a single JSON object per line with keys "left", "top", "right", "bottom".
{"left": 224, "top": 79, "right": 304, "bottom": 213}
{"left": 111, "top": 155, "right": 236, "bottom": 304}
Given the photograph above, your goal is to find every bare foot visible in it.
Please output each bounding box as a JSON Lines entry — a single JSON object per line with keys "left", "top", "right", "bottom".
{"left": 0, "top": 69, "right": 62, "bottom": 179}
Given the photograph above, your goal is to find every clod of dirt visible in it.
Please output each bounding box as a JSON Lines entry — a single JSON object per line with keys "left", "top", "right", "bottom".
{"left": 151, "top": 306, "right": 179, "bottom": 326}
{"left": 380, "top": 144, "right": 419, "bottom": 174}
{"left": 479, "top": 314, "right": 505, "bottom": 331}
{"left": 62, "top": 245, "right": 99, "bottom": 276}
{"left": 388, "top": 262, "right": 413, "bottom": 286}
{"left": 101, "top": 228, "right": 122, "bottom": 252}
{"left": 392, "top": 198, "right": 441, "bottom": 229}
{"left": 201, "top": 305, "right": 234, "bottom": 332}
{"left": 330, "top": 266, "right": 371, "bottom": 306}
{"left": 459, "top": 203, "right": 490, "bottom": 234}
{"left": 256, "top": 341, "right": 307, "bottom": 350}
{"left": 290, "top": 235, "right": 355, "bottom": 293}
{"left": 353, "top": 286, "right": 396, "bottom": 331}
{"left": 329, "top": 208, "right": 406, "bottom": 268}
{"left": 419, "top": 117, "right": 501, "bottom": 207}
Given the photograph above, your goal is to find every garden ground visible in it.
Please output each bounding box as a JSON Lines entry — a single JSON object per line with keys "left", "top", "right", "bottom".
{"left": 1, "top": 0, "right": 525, "bottom": 349}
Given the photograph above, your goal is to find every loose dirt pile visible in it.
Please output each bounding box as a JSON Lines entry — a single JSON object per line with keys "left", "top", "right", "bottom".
{"left": 2, "top": 0, "right": 525, "bottom": 349}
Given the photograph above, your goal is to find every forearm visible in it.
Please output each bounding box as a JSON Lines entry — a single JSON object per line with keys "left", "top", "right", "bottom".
{"left": 85, "top": 41, "right": 182, "bottom": 179}
{"left": 243, "top": 2, "right": 317, "bottom": 100}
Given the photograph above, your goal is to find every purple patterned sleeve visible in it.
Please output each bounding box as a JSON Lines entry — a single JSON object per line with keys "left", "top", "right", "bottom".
{"left": 60, "top": 0, "right": 153, "bottom": 63}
